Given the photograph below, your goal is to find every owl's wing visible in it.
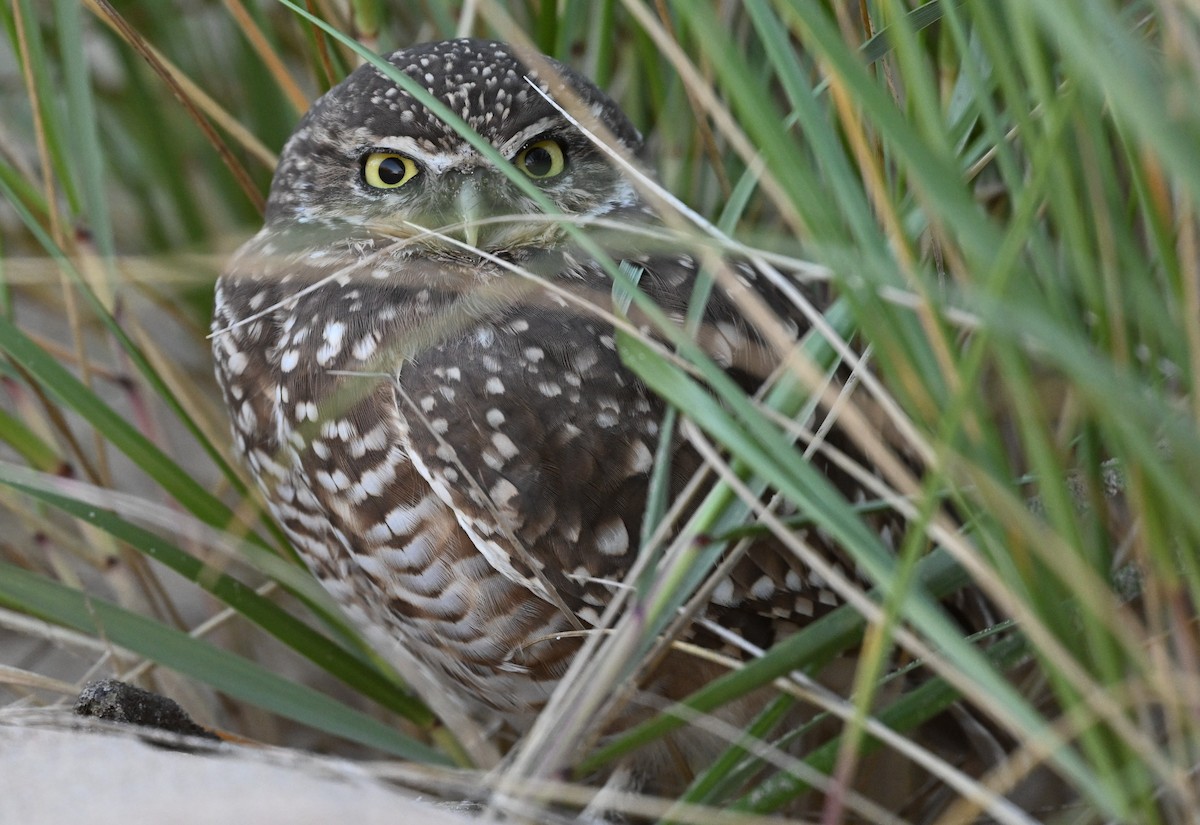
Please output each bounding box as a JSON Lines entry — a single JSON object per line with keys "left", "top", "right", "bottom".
{"left": 386, "top": 262, "right": 666, "bottom": 622}
{"left": 389, "top": 252, "right": 868, "bottom": 641}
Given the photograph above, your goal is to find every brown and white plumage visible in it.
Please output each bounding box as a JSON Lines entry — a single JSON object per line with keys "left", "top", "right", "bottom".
{"left": 212, "top": 38, "right": 887, "bottom": 783}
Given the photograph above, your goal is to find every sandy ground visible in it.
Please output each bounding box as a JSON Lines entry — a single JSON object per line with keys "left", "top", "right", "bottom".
{"left": 0, "top": 709, "right": 479, "bottom": 825}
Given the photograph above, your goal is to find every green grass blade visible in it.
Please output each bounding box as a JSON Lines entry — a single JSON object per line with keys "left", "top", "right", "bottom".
{"left": 0, "top": 313, "right": 251, "bottom": 539}
{"left": 578, "top": 547, "right": 969, "bottom": 775}
{"left": 0, "top": 474, "right": 432, "bottom": 726}
{"left": 0, "top": 559, "right": 449, "bottom": 763}
{"left": 0, "top": 405, "right": 60, "bottom": 472}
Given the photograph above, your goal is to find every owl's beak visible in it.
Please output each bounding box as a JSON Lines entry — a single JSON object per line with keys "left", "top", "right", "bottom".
{"left": 456, "top": 179, "right": 482, "bottom": 249}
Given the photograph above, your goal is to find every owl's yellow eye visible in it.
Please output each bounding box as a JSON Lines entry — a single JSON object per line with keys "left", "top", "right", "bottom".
{"left": 363, "top": 152, "right": 419, "bottom": 188}
{"left": 515, "top": 139, "right": 566, "bottom": 179}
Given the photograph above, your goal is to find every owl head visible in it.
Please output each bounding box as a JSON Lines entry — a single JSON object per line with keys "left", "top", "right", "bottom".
{"left": 264, "top": 38, "right": 645, "bottom": 255}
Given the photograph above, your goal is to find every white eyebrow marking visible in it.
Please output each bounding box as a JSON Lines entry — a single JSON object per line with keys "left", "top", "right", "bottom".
{"left": 371, "top": 137, "right": 480, "bottom": 174}
{"left": 496, "top": 117, "right": 562, "bottom": 155}
{"left": 370, "top": 115, "right": 561, "bottom": 176}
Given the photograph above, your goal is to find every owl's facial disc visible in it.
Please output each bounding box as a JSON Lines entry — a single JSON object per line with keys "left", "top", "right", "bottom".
{"left": 265, "top": 38, "right": 645, "bottom": 256}
{"left": 356, "top": 132, "right": 579, "bottom": 255}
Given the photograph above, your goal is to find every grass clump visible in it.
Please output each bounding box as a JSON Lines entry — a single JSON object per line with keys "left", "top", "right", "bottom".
{"left": 0, "top": 1, "right": 1197, "bottom": 822}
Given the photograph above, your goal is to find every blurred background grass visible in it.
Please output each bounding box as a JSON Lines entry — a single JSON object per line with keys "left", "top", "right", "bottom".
{"left": 1, "top": 1, "right": 1198, "bottom": 822}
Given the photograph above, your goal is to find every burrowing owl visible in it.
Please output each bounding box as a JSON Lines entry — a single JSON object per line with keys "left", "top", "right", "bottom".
{"left": 213, "top": 37, "right": 859, "bottom": 782}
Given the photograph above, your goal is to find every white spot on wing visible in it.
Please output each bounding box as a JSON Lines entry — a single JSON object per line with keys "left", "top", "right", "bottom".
{"left": 384, "top": 496, "right": 440, "bottom": 537}
{"left": 316, "top": 321, "right": 346, "bottom": 366}
{"left": 750, "top": 575, "right": 776, "bottom": 601}
{"left": 626, "top": 440, "right": 653, "bottom": 475}
{"left": 712, "top": 577, "right": 739, "bottom": 607}
{"left": 491, "top": 432, "right": 519, "bottom": 459}
{"left": 595, "top": 518, "right": 629, "bottom": 557}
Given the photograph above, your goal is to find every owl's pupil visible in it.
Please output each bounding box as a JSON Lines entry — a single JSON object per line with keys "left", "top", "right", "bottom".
{"left": 523, "top": 147, "right": 554, "bottom": 177}
{"left": 377, "top": 157, "right": 407, "bottom": 185}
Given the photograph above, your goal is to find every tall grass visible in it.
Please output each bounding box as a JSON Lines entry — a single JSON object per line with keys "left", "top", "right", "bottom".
{"left": 1, "top": 1, "right": 1197, "bottom": 822}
